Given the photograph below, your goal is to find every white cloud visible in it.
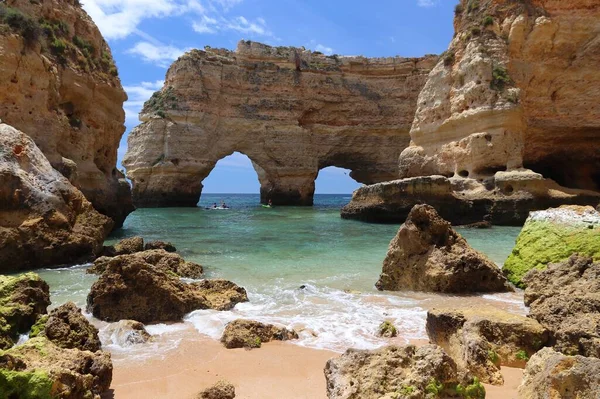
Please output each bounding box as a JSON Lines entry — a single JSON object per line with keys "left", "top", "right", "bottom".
{"left": 315, "top": 44, "right": 334, "bottom": 55}
{"left": 126, "top": 41, "right": 190, "bottom": 67}
{"left": 192, "top": 14, "right": 271, "bottom": 36}
{"left": 123, "top": 80, "right": 165, "bottom": 127}
{"left": 417, "top": 0, "right": 439, "bottom": 7}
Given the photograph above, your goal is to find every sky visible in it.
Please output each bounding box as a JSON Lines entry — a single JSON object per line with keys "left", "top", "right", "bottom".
{"left": 82, "top": 0, "right": 456, "bottom": 194}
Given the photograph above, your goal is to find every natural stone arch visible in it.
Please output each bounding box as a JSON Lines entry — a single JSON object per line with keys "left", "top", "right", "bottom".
{"left": 124, "top": 41, "right": 438, "bottom": 207}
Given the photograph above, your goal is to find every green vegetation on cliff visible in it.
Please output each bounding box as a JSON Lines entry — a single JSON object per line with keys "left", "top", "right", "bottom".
{"left": 504, "top": 214, "right": 600, "bottom": 287}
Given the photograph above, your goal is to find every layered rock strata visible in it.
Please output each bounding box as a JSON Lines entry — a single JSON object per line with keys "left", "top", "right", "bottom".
{"left": 426, "top": 307, "right": 548, "bottom": 385}
{"left": 324, "top": 344, "right": 484, "bottom": 399}
{"left": 523, "top": 255, "right": 600, "bottom": 357}
{"left": 376, "top": 204, "right": 512, "bottom": 293}
{"left": 518, "top": 348, "right": 600, "bottom": 399}
{"left": 0, "top": 0, "right": 132, "bottom": 226}
{"left": 503, "top": 205, "right": 600, "bottom": 287}
{"left": 124, "top": 40, "right": 438, "bottom": 207}
{"left": 87, "top": 257, "right": 247, "bottom": 323}
{"left": 0, "top": 123, "right": 112, "bottom": 271}
{"left": 220, "top": 319, "right": 298, "bottom": 349}
{"left": 342, "top": 0, "right": 600, "bottom": 223}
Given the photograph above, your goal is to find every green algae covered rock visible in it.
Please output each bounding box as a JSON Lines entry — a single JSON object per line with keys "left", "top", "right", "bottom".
{"left": 0, "top": 273, "right": 50, "bottom": 349}
{"left": 503, "top": 206, "right": 600, "bottom": 288}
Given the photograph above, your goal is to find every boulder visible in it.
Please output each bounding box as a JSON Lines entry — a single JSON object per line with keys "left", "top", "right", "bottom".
{"left": 88, "top": 249, "right": 203, "bottom": 279}
{"left": 104, "top": 320, "right": 152, "bottom": 347}
{"left": 0, "top": 124, "right": 113, "bottom": 272}
{"left": 30, "top": 302, "right": 101, "bottom": 352}
{"left": 87, "top": 258, "right": 247, "bottom": 323}
{"left": 518, "top": 348, "right": 600, "bottom": 399}
{"left": 0, "top": 337, "right": 112, "bottom": 399}
{"left": 324, "top": 344, "right": 484, "bottom": 399}
{"left": 145, "top": 240, "right": 177, "bottom": 252}
{"left": 426, "top": 307, "right": 548, "bottom": 385}
{"left": 376, "top": 204, "right": 513, "bottom": 293}
{"left": 503, "top": 205, "right": 600, "bottom": 287}
{"left": 0, "top": 273, "right": 50, "bottom": 349}
{"left": 377, "top": 321, "right": 397, "bottom": 338}
{"left": 523, "top": 255, "right": 600, "bottom": 357}
{"left": 220, "top": 320, "right": 298, "bottom": 349}
{"left": 197, "top": 380, "right": 236, "bottom": 399}
{"left": 100, "top": 236, "right": 144, "bottom": 257}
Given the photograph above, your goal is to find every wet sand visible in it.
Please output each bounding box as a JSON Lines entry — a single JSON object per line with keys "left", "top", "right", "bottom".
{"left": 107, "top": 330, "right": 523, "bottom": 399}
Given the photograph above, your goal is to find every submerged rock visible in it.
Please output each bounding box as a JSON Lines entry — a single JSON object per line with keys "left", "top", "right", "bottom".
{"left": 518, "top": 348, "right": 600, "bottom": 399}
{"left": 324, "top": 344, "right": 484, "bottom": 399}
{"left": 503, "top": 205, "right": 600, "bottom": 287}
{"left": 376, "top": 204, "right": 512, "bottom": 293}
{"left": 426, "top": 307, "right": 548, "bottom": 385}
{"left": 220, "top": 320, "right": 298, "bottom": 349}
{"left": 523, "top": 255, "right": 600, "bottom": 357}
{"left": 30, "top": 302, "right": 101, "bottom": 352}
{"left": 104, "top": 320, "right": 152, "bottom": 347}
{"left": 0, "top": 124, "right": 113, "bottom": 271}
{"left": 0, "top": 273, "right": 50, "bottom": 349}
{"left": 89, "top": 249, "right": 203, "bottom": 279}
{"left": 145, "top": 240, "right": 177, "bottom": 252}
{"left": 87, "top": 258, "right": 247, "bottom": 323}
{"left": 0, "top": 337, "right": 112, "bottom": 399}
{"left": 197, "top": 380, "right": 236, "bottom": 399}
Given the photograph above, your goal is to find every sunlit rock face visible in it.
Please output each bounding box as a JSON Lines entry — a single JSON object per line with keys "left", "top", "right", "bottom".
{"left": 401, "top": 0, "right": 600, "bottom": 191}
{"left": 0, "top": 0, "right": 132, "bottom": 227}
{"left": 124, "top": 41, "right": 438, "bottom": 206}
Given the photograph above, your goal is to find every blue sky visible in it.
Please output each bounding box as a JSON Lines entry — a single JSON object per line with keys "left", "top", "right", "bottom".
{"left": 83, "top": 0, "right": 455, "bottom": 193}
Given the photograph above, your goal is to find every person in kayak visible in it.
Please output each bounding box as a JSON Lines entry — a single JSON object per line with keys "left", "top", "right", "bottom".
{"left": 221, "top": 201, "right": 229, "bottom": 209}
{"left": 212, "top": 203, "right": 218, "bottom": 209}
{"left": 268, "top": 199, "right": 273, "bottom": 207}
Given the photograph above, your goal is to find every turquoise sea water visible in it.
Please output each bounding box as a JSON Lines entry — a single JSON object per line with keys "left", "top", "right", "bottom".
{"left": 35, "top": 194, "right": 525, "bottom": 353}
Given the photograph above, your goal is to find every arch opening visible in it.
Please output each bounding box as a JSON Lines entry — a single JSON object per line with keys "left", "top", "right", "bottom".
{"left": 315, "top": 166, "right": 361, "bottom": 196}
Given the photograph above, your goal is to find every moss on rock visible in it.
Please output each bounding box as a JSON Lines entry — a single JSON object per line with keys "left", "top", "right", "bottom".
{"left": 0, "top": 369, "right": 54, "bottom": 399}
{"left": 503, "top": 206, "right": 600, "bottom": 287}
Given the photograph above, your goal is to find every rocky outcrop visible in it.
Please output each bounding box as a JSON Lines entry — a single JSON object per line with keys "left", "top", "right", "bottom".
{"left": 103, "top": 320, "right": 152, "bottom": 347}
{"left": 89, "top": 249, "right": 204, "bottom": 279}
{"left": 30, "top": 302, "right": 101, "bottom": 352}
{"left": 343, "top": 0, "right": 600, "bottom": 224}
{"left": 220, "top": 319, "right": 298, "bottom": 349}
{"left": 341, "top": 172, "right": 600, "bottom": 225}
{"left": 518, "top": 348, "right": 600, "bottom": 399}
{"left": 87, "top": 257, "right": 247, "bottom": 323}
{"left": 100, "top": 236, "right": 145, "bottom": 257}
{"left": 0, "top": 336, "right": 112, "bottom": 399}
{"left": 324, "top": 344, "right": 485, "bottom": 399}
{"left": 124, "top": 40, "right": 438, "bottom": 207}
{"left": 144, "top": 240, "right": 176, "bottom": 252}
{"left": 0, "top": 124, "right": 113, "bottom": 271}
{"left": 197, "top": 380, "right": 236, "bottom": 399}
{"left": 0, "top": 273, "right": 50, "bottom": 349}
{"left": 523, "top": 255, "right": 600, "bottom": 357}
{"left": 377, "top": 321, "right": 397, "bottom": 338}
{"left": 0, "top": 0, "right": 133, "bottom": 226}
{"left": 426, "top": 307, "right": 548, "bottom": 385}
{"left": 376, "top": 205, "right": 512, "bottom": 293}
{"left": 504, "top": 205, "right": 600, "bottom": 287}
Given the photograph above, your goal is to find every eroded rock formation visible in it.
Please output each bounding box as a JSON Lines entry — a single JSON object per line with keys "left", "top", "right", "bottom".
{"left": 343, "top": 0, "right": 600, "bottom": 223}
{"left": 376, "top": 204, "right": 512, "bottom": 293}
{"left": 504, "top": 205, "right": 600, "bottom": 287}
{"left": 103, "top": 320, "right": 152, "bottom": 347}
{"left": 220, "top": 319, "right": 298, "bottom": 349}
{"left": 426, "top": 307, "right": 548, "bottom": 385}
{"left": 0, "top": 0, "right": 132, "bottom": 226}
{"left": 0, "top": 124, "right": 113, "bottom": 271}
{"left": 124, "top": 41, "right": 438, "bottom": 206}
{"left": 197, "top": 380, "right": 236, "bottom": 399}
{"left": 523, "top": 255, "right": 600, "bottom": 357}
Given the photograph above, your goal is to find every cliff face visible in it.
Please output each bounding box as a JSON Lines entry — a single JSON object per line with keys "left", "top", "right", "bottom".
{"left": 124, "top": 41, "right": 438, "bottom": 206}
{"left": 401, "top": 0, "right": 600, "bottom": 191}
{"left": 343, "top": 0, "right": 600, "bottom": 224}
{"left": 0, "top": 0, "right": 133, "bottom": 226}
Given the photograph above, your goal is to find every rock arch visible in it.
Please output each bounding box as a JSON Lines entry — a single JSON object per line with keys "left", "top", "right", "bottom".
{"left": 124, "top": 41, "right": 438, "bottom": 207}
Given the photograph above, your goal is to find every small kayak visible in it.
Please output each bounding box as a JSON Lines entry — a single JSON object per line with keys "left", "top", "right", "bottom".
{"left": 261, "top": 205, "right": 272, "bottom": 208}
{"left": 205, "top": 207, "right": 230, "bottom": 210}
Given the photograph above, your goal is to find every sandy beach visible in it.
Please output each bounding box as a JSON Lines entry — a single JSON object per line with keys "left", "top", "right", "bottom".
{"left": 107, "top": 329, "right": 523, "bottom": 399}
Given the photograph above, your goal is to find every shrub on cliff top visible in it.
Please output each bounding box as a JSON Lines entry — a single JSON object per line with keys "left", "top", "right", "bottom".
{"left": 0, "top": 5, "right": 41, "bottom": 47}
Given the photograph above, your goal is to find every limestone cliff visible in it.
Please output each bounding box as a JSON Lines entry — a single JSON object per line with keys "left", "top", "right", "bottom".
{"left": 0, "top": 0, "right": 133, "bottom": 226}
{"left": 344, "top": 0, "right": 600, "bottom": 224}
{"left": 0, "top": 123, "right": 112, "bottom": 272}
{"left": 124, "top": 41, "right": 437, "bottom": 206}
